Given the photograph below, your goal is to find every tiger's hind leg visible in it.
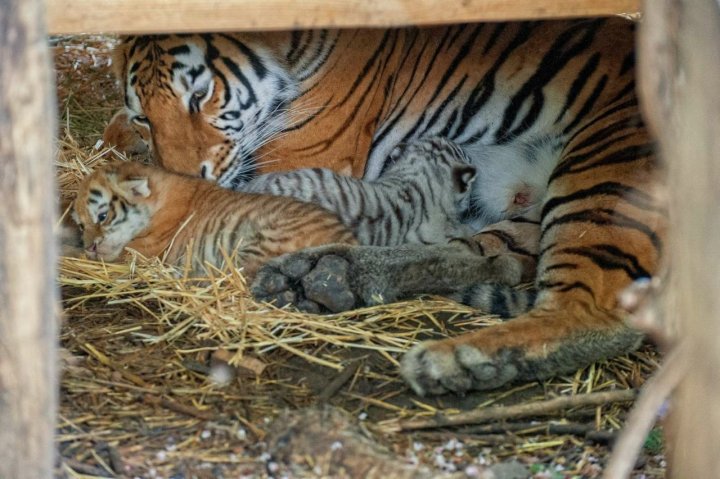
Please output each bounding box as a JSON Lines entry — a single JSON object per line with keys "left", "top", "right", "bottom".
{"left": 401, "top": 101, "right": 667, "bottom": 395}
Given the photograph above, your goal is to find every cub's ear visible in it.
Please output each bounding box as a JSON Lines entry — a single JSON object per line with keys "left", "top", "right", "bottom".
{"left": 119, "top": 177, "right": 151, "bottom": 198}
{"left": 452, "top": 165, "right": 477, "bottom": 193}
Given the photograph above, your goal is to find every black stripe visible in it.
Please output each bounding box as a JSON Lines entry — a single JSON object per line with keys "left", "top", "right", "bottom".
{"left": 549, "top": 143, "right": 653, "bottom": 184}
{"left": 557, "top": 244, "right": 651, "bottom": 280}
{"left": 455, "top": 23, "right": 536, "bottom": 138}
{"left": 565, "top": 98, "right": 638, "bottom": 146}
{"left": 543, "top": 262, "right": 578, "bottom": 272}
{"left": 620, "top": 51, "right": 635, "bottom": 76}
{"left": 542, "top": 208, "right": 663, "bottom": 254}
{"left": 541, "top": 181, "right": 663, "bottom": 220}
{"left": 491, "top": 288, "right": 510, "bottom": 318}
{"left": 221, "top": 57, "right": 258, "bottom": 109}
{"left": 554, "top": 52, "right": 601, "bottom": 124}
{"left": 495, "top": 19, "right": 605, "bottom": 143}
{"left": 480, "top": 229, "right": 534, "bottom": 256}
{"left": 561, "top": 73, "right": 608, "bottom": 135}
{"left": 219, "top": 34, "right": 268, "bottom": 79}
{"left": 168, "top": 45, "right": 191, "bottom": 56}
{"left": 537, "top": 280, "right": 595, "bottom": 297}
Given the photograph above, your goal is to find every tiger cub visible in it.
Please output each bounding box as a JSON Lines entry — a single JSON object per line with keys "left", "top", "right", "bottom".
{"left": 71, "top": 161, "right": 357, "bottom": 279}
{"left": 243, "top": 137, "right": 477, "bottom": 246}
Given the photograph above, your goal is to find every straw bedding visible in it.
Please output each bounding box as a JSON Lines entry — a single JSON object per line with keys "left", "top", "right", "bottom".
{"left": 53, "top": 35, "right": 665, "bottom": 478}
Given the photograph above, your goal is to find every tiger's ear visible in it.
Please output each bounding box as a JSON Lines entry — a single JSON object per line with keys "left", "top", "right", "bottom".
{"left": 119, "top": 177, "right": 151, "bottom": 198}
{"left": 111, "top": 38, "right": 131, "bottom": 80}
{"left": 452, "top": 165, "right": 477, "bottom": 193}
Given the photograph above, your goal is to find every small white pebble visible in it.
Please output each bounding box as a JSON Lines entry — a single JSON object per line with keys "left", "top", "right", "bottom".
{"left": 165, "top": 444, "right": 177, "bottom": 452}
{"left": 210, "top": 363, "right": 234, "bottom": 385}
{"left": 413, "top": 441, "right": 425, "bottom": 452}
{"left": 267, "top": 462, "right": 279, "bottom": 473}
{"left": 358, "top": 412, "right": 368, "bottom": 421}
{"left": 155, "top": 451, "right": 167, "bottom": 461}
{"left": 435, "top": 454, "right": 447, "bottom": 468}
{"left": 259, "top": 452, "right": 272, "bottom": 462}
{"left": 464, "top": 465, "right": 481, "bottom": 477}
{"left": 330, "top": 441, "right": 343, "bottom": 451}
{"left": 200, "top": 430, "right": 212, "bottom": 439}
{"left": 236, "top": 428, "right": 247, "bottom": 441}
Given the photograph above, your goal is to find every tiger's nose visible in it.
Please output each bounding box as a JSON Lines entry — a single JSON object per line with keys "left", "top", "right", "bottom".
{"left": 85, "top": 242, "right": 98, "bottom": 258}
{"left": 200, "top": 161, "right": 217, "bottom": 180}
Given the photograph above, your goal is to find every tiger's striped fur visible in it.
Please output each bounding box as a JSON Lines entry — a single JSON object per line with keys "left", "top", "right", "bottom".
{"left": 71, "top": 161, "right": 358, "bottom": 279}
{"left": 109, "top": 19, "right": 667, "bottom": 395}
{"left": 243, "top": 137, "right": 477, "bottom": 246}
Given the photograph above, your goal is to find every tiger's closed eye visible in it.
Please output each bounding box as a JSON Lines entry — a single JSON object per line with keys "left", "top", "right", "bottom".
{"left": 132, "top": 115, "right": 150, "bottom": 126}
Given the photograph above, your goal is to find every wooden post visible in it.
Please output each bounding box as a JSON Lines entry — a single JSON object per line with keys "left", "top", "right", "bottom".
{"left": 0, "top": 0, "right": 59, "bottom": 478}
{"left": 638, "top": 0, "right": 720, "bottom": 476}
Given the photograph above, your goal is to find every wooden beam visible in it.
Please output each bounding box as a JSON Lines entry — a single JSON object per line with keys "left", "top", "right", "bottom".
{"left": 0, "top": 0, "right": 59, "bottom": 477}
{"left": 47, "top": 0, "right": 640, "bottom": 35}
{"left": 638, "top": 0, "right": 720, "bottom": 477}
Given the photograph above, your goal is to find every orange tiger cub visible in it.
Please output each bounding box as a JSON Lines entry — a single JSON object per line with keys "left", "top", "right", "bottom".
{"left": 72, "top": 161, "right": 357, "bottom": 279}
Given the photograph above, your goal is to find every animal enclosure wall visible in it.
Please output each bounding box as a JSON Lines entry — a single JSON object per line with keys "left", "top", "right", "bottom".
{"left": 5, "top": 0, "right": 718, "bottom": 478}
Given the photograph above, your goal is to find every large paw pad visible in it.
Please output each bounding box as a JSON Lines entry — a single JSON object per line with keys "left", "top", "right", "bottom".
{"left": 251, "top": 251, "right": 357, "bottom": 313}
{"left": 400, "top": 340, "right": 519, "bottom": 396}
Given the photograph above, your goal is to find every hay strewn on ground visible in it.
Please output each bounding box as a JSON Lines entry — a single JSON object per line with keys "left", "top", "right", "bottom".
{"left": 53, "top": 35, "right": 665, "bottom": 479}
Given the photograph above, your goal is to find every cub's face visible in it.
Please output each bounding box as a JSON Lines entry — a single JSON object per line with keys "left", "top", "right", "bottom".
{"left": 116, "top": 34, "right": 297, "bottom": 188}
{"left": 72, "top": 167, "right": 152, "bottom": 261}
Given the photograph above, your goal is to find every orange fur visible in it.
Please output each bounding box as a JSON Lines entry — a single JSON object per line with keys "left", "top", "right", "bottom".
{"left": 107, "top": 20, "right": 668, "bottom": 394}
{"left": 101, "top": 110, "right": 151, "bottom": 155}
{"left": 72, "top": 162, "right": 357, "bottom": 279}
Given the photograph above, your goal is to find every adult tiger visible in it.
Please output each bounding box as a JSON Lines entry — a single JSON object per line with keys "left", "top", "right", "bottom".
{"left": 109, "top": 18, "right": 666, "bottom": 396}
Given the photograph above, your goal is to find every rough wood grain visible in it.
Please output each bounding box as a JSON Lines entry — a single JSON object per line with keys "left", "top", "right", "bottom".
{"left": 0, "top": 0, "right": 59, "bottom": 477}
{"left": 637, "top": 0, "right": 720, "bottom": 477}
{"left": 47, "top": 0, "right": 640, "bottom": 34}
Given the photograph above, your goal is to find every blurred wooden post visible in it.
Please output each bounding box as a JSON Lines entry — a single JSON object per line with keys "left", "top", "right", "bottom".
{"left": 0, "top": 0, "right": 59, "bottom": 477}
{"left": 639, "top": 0, "right": 720, "bottom": 476}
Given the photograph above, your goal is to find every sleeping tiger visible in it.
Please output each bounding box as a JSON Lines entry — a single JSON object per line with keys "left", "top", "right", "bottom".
{"left": 108, "top": 19, "right": 667, "bottom": 396}
{"left": 243, "top": 136, "right": 478, "bottom": 246}
{"left": 71, "top": 161, "right": 359, "bottom": 280}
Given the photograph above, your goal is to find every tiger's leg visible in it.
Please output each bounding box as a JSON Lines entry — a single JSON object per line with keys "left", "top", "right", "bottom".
{"left": 251, "top": 242, "right": 534, "bottom": 313}
{"left": 401, "top": 102, "right": 667, "bottom": 395}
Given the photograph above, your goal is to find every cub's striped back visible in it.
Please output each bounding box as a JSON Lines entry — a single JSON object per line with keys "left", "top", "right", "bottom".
{"left": 244, "top": 137, "right": 476, "bottom": 246}
{"left": 72, "top": 162, "right": 357, "bottom": 279}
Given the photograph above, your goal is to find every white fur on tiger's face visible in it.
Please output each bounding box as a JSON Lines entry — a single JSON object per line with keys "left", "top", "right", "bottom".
{"left": 72, "top": 169, "right": 153, "bottom": 261}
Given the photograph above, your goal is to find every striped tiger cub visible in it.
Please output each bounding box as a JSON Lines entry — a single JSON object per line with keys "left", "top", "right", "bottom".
{"left": 71, "top": 161, "right": 357, "bottom": 279}
{"left": 243, "top": 137, "right": 477, "bottom": 246}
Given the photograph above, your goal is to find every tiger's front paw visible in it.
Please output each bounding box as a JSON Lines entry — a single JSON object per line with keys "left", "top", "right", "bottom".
{"left": 251, "top": 245, "right": 364, "bottom": 313}
{"left": 400, "top": 339, "right": 519, "bottom": 396}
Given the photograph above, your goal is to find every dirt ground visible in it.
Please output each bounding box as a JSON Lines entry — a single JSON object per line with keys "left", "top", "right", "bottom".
{"left": 52, "top": 34, "right": 666, "bottom": 479}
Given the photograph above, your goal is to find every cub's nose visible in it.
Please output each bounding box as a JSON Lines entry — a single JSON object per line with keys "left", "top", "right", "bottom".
{"left": 85, "top": 242, "right": 98, "bottom": 259}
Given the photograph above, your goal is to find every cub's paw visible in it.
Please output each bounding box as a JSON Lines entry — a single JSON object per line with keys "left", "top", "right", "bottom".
{"left": 251, "top": 246, "right": 359, "bottom": 313}
{"left": 400, "top": 339, "right": 520, "bottom": 396}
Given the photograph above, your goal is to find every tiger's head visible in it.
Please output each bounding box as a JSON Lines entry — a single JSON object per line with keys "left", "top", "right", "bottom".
{"left": 72, "top": 162, "right": 154, "bottom": 261}
{"left": 389, "top": 136, "right": 478, "bottom": 211}
{"left": 113, "top": 34, "right": 297, "bottom": 187}
{"left": 102, "top": 110, "right": 151, "bottom": 156}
